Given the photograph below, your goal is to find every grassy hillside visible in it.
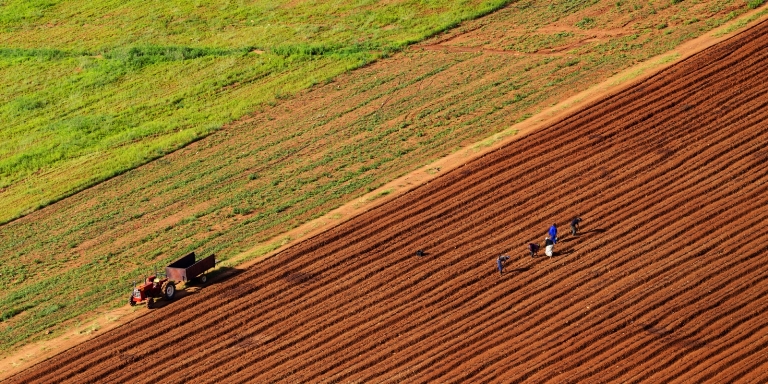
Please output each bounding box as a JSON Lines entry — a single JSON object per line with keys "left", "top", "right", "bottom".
{"left": 1, "top": 0, "right": 766, "bottom": 356}
{"left": 0, "top": 0, "right": 511, "bottom": 223}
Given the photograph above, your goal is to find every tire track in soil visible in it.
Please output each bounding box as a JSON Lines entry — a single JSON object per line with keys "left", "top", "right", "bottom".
{"left": 562, "top": 239, "right": 768, "bottom": 382}
{"left": 6, "top": 16, "right": 768, "bottom": 384}
{"left": 450, "top": 212, "right": 768, "bottom": 382}
{"left": 408, "top": 176, "right": 768, "bottom": 382}
{"left": 480, "top": 117, "right": 768, "bottom": 380}
{"left": 564, "top": 202, "right": 768, "bottom": 380}
{"left": 512, "top": 116, "right": 768, "bottom": 380}
{"left": 408, "top": 173, "right": 768, "bottom": 384}
{"left": 568, "top": 180, "right": 768, "bottom": 380}
{"left": 705, "top": 333, "right": 768, "bottom": 383}
{"left": 636, "top": 283, "right": 768, "bottom": 383}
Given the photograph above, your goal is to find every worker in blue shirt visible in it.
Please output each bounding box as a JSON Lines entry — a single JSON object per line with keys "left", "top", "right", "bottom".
{"left": 548, "top": 223, "right": 558, "bottom": 244}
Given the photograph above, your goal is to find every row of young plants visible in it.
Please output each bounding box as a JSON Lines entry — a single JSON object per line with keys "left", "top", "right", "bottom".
{"left": 0, "top": 0, "right": 514, "bottom": 223}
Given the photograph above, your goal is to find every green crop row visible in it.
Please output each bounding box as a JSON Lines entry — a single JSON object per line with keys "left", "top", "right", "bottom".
{"left": 0, "top": 0, "right": 513, "bottom": 223}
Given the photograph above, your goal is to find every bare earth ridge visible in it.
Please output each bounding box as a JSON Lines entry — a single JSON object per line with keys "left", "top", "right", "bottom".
{"left": 6, "top": 14, "right": 768, "bottom": 384}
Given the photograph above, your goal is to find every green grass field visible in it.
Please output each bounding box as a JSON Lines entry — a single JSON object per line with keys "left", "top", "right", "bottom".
{"left": 0, "top": 0, "right": 512, "bottom": 223}
{"left": 1, "top": 0, "right": 765, "bottom": 357}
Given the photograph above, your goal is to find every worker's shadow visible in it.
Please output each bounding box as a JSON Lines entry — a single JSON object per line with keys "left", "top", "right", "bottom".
{"left": 506, "top": 267, "right": 531, "bottom": 274}
{"left": 561, "top": 228, "right": 606, "bottom": 243}
{"left": 284, "top": 271, "right": 322, "bottom": 284}
{"left": 547, "top": 249, "right": 575, "bottom": 258}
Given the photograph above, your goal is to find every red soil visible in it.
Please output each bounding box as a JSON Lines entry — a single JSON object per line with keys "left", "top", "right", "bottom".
{"left": 7, "top": 18, "right": 768, "bottom": 384}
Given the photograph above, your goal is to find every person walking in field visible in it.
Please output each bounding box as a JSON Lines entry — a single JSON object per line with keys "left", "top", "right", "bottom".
{"left": 570, "top": 216, "right": 583, "bottom": 236}
{"left": 544, "top": 236, "right": 555, "bottom": 258}
{"left": 497, "top": 255, "right": 510, "bottom": 275}
{"left": 528, "top": 243, "right": 540, "bottom": 258}
{"left": 548, "top": 223, "right": 558, "bottom": 244}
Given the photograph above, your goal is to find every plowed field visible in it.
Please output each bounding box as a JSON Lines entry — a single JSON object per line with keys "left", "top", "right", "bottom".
{"left": 8, "top": 17, "right": 768, "bottom": 384}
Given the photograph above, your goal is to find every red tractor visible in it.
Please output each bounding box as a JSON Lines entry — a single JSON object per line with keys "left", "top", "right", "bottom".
{"left": 129, "top": 252, "right": 216, "bottom": 308}
{"left": 129, "top": 274, "right": 176, "bottom": 308}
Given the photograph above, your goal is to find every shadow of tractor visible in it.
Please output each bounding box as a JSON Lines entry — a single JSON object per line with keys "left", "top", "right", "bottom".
{"left": 145, "top": 266, "right": 244, "bottom": 310}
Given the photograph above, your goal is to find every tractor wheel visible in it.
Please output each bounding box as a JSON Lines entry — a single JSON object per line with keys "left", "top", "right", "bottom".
{"left": 161, "top": 281, "right": 176, "bottom": 300}
{"left": 129, "top": 296, "right": 136, "bottom": 306}
{"left": 146, "top": 297, "right": 153, "bottom": 309}
{"left": 199, "top": 274, "right": 208, "bottom": 284}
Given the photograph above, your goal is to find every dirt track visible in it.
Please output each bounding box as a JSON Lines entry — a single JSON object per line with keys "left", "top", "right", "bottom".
{"left": 8, "top": 18, "right": 768, "bottom": 384}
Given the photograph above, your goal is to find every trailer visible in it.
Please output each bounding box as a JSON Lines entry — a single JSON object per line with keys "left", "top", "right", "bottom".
{"left": 166, "top": 252, "right": 217, "bottom": 284}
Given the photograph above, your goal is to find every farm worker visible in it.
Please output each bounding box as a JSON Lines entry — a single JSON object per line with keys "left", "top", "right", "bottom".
{"left": 528, "top": 243, "right": 540, "bottom": 258}
{"left": 544, "top": 237, "right": 555, "bottom": 258}
{"left": 497, "top": 255, "right": 510, "bottom": 275}
{"left": 570, "top": 216, "right": 583, "bottom": 236}
{"left": 548, "top": 223, "right": 558, "bottom": 244}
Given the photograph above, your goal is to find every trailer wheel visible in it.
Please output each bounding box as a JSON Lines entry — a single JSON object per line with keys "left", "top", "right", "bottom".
{"left": 199, "top": 274, "right": 208, "bottom": 284}
{"left": 161, "top": 282, "right": 176, "bottom": 300}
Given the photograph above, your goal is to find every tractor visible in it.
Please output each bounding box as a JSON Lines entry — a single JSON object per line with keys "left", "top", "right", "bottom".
{"left": 128, "top": 252, "right": 215, "bottom": 309}
{"left": 129, "top": 273, "right": 176, "bottom": 308}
